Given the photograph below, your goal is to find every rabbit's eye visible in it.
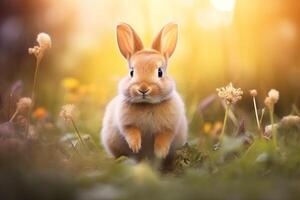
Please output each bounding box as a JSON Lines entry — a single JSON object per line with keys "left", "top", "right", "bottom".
{"left": 158, "top": 68, "right": 163, "bottom": 78}
{"left": 130, "top": 69, "right": 134, "bottom": 77}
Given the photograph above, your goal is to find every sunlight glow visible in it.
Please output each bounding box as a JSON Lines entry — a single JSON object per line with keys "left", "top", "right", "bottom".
{"left": 210, "top": 0, "right": 236, "bottom": 12}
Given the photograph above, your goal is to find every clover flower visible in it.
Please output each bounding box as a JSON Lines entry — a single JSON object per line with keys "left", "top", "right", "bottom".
{"left": 264, "top": 89, "right": 280, "bottom": 148}
{"left": 216, "top": 82, "right": 243, "bottom": 105}
{"left": 59, "top": 104, "right": 76, "bottom": 121}
{"left": 37, "top": 33, "right": 52, "bottom": 49}
{"left": 59, "top": 104, "right": 89, "bottom": 151}
{"left": 264, "top": 89, "right": 279, "bottom": 109}
{"left": 249, "top": 89, "right": 257, "bottom": 97}
{"left": 9, "top": 97, "right": 32, "bottom": 122}
{"left": 28, "top": 32, "right": 51, "bottom": 60}
{"left": 17, "top": 97, "right": 32, "bottom": 113}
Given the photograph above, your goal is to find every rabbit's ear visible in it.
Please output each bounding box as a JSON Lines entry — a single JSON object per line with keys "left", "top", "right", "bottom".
{"left": 116, "top": 23, "right": 144, "bottom": 60}
{"left": 152, "top": 23, "right": 178, "bottom": 59}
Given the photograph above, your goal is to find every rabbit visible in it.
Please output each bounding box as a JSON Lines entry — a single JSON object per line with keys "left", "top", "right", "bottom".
{"left": 101, "top": 22, "right": 187, "bottom": 161}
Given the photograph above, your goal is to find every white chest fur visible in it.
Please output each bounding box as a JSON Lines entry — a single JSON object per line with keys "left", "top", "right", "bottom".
{"left": 116, "top": 94, "right": 183, "bottom": 135}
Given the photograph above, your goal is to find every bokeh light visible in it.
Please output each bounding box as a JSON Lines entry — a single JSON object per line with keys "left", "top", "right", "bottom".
{"left": 210, "top": 0, "right": 236, "bottom": 12}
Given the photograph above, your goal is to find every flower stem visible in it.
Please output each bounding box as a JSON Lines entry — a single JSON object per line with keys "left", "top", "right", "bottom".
{"left": 70, "top": 118, "right": 89, "bottom": 151}
{"left": 253, "top": 97, "right": 260, "bottom": 131}
{"left": 269, "top": 107, "right": 277, "bottom": 149}
{"left": 220, "top": 105, "right": 229, "bottom": 141}
{"left": 67, "top": 137, "right": 80, "bottom": 156}
{"left": 259, "top": 108, "right": 265, "bottom": 125}
{"left": 243, "top": 140, "right": 256, "bottom": 157}
{"left": 31, "top": 58, "right": 41, "bottom": 105}
{"left": 26, "top": 58, "right": 41, "bottom": 136}
{"left": 9, "top": 109, "right": 19, "bottom": 122}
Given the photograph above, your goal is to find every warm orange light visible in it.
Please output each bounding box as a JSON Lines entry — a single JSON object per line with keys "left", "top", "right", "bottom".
{"left": 210, "top": 0, "right": 236, "bottom": 12}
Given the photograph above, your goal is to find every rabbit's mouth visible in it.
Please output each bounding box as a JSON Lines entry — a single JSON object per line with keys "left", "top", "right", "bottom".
{"left": 130, "top": 95, "right": 161, "bottom": 104}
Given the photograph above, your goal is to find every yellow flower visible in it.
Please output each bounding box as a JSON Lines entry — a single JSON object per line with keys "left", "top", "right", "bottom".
{"left": 62, "top": 78, "right": 80, "bottom": 91}
{"left": 212, "top": 121, "right": 223, "bottom": 137}
{"left": 202, "top": 122, "right": 213, "bottom": 134}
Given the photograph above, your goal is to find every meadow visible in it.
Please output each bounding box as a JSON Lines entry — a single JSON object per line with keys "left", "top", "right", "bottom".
{"left": 0, "top": 0, "right": 300, "bottom": 199}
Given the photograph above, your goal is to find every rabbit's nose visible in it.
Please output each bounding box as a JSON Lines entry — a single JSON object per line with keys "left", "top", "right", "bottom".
{"left": 137, "top": 84, "right": 150, "bottom": 95}
{"left": 138, "top": 88, "right": 150, "bottom": 95}
{"left": 137, "top": 83, "right": 150, "bottom": 95}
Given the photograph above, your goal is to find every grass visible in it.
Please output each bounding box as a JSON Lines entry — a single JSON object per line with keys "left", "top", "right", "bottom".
{"left": 1, "top": 113, "right": 300, "bottom": 200}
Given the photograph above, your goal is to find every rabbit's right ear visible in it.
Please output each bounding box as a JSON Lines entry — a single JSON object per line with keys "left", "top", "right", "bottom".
{"left": 116, "top": 23, "right": 144, "bottom": 60}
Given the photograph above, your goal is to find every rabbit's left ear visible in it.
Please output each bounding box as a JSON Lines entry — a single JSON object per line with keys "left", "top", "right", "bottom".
{"left": 152, "top": 23, "right": 178, "bottom": 60}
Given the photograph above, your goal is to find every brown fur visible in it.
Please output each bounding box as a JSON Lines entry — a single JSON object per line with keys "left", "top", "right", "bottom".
{"left": 101, "top": 23, "right": 187, "bottom": 160}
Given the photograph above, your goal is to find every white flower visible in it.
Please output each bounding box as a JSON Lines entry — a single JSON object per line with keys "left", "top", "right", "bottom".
{"left": 264, "top": 124, "right": 279, "bottom": 139}
{"left": 59, "top": 104, "right": 76, "bottom": 121}
{"left": 17, "top": 97, "right": 32, "bottom": 112}
{"left": 28, "top": 33, "right": 51, "bottom": 59}
{"left": 249, "top": 89, "right": 257, "bottom": 97}
{"left": 268, "top": 89, "right": 279, "bottom": 103}
{"left": 216, "top": 82, "right": 243, "bottom": 105}
{"left": 37, "top": 33, "right": 52, "bottom": 49}
{"left": 264, "top": 89, "right": 279, "bottom": 108}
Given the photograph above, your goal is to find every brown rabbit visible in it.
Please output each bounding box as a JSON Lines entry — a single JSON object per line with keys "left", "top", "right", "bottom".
{"left": 101, "top": 23, "right": 187, "bottom": 161}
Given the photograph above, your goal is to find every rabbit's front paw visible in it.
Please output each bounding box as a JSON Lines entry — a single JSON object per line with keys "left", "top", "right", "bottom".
{"left": 127, "top": 136, "right": 141, "bottom": 153}
{"left": 124, "top": 127, "right": 142, "bottom": 153}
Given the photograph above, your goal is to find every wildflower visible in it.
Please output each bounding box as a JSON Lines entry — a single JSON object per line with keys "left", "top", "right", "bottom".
{"left": 33, "top": 107, "right": 48, "bottom": 120}
{"left": 16, "top": 97, "right": 32, "bottom": 113}
{"left": 216, "top": 82, "right": 243, "bottom": 105}
{"left": 28, "top": 32, "right": 51, "bottom": 135}
{"left": 263, "top": 124, "right": 272, "bottom": 139}
{"left": 8, "top": 97, "right": 32, "bottom": 124}
{"left": 264, "top": 124, "right": 279, "bottom": 140}
{"left": 59, "top": 104, "right": 89, "bottom": 151}
{"left": 249, "top": 89, "right": 257, "bottom": 97}
{"left": 264, "top": 89, "right": 279, "bottom": 109}
{"left": 62, "top": 78, "right": 80, "bottom": 91}
{"left": 211, "top": 121, "right": 223, "bottom": 138}
{"left": 216, "top": 83, "right": 243, "bottom": 141}
{"left": 28, "top": 32, "right": 51, "bottom": 61}
{"left": 202, "top": 122, "right": 213, "bottom": 134}
{"left": 264, "top": 89, "right": 280, "bottom": 149}
{"left": 59, "top": 104, "right": 76, "bottom": 122}
{"left": 37, "top": 33, "right": 52, "bottom": 49}
{"left": 28, "top": 46, "right": 40, "bottom": 56}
